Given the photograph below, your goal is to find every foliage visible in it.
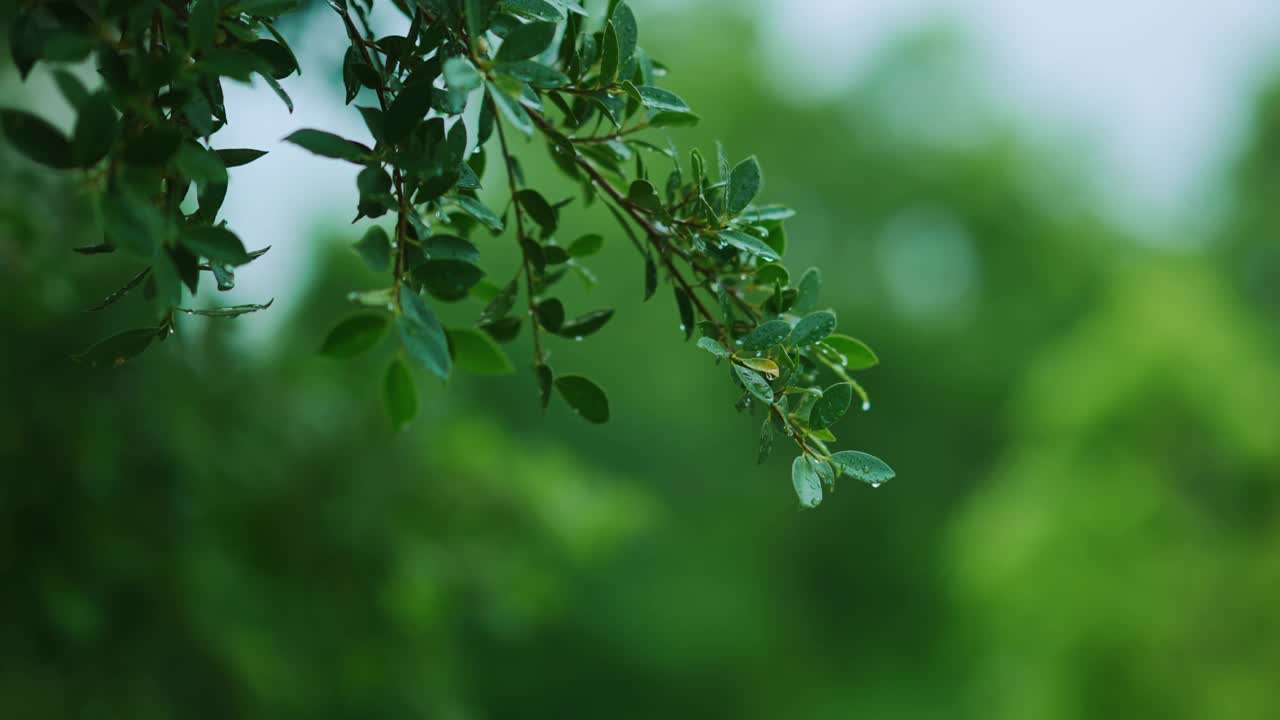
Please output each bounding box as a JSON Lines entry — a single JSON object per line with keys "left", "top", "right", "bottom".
{"left": 2, "top": 0, "right": 892, "bottom": 506}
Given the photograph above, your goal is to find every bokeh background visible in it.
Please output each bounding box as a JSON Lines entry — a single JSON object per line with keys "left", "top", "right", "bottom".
{"left": 4, "top": 1, "right": 1280, "bottom": 717}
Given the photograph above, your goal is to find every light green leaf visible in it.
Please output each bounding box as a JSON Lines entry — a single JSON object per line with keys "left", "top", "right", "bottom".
{"left": 635, "top": 85, "right": 691, "bottom": 114}
{"left": 717, "top": 229, "right": 780, "bottom": 262}
{"left": 697, "top": 336, "right": 730, "bottom": 359}
{"left": 794, "top": 267, "right": 821, "bottom": 313}
{"left": 448, "top": 327, "right": 514, "bottom": 375}
{"left": 820, "top": 334, "right": 879, "bottom": 370}
{"left": 735, "top": 364, "right": 774, "bottom": 404}
{"left": 791, "top": 456, "right": 823, "bottom": 508}
{"left": 829, "top": 451, "right": 895, "bottom": 488}
{"left": 568, "top": 233, "right": 603, "bottom": 257}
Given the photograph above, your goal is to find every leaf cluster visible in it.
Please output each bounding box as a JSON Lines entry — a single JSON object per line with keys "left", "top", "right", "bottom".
{"left": 4, "top": 0, "right": 893, "bottom": 506}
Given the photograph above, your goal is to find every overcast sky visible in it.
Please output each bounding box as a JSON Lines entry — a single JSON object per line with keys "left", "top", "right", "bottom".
{"left": 755, "top": 0, "right": 1280, "bottom": 237}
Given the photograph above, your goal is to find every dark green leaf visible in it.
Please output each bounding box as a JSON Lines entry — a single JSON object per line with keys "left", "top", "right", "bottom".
{"left": 556, "top": 309, "right": 614, "bottom": 338}
{"left": 284, "top": 129, "right": 370, "bottom": 163}
{"left": 515, "top": 188, "right": 557, "bottom": 231}
{"left": 1, "top": 110, "right": 73, "bottom": 168}
{"left": 384, "top": 356, "right": 418, "bottom": 430}
{"left": 320, "top": 313, "right": 388, "bottom": 357}
{"left": 353, "top": 225, "right": 392, "bottom": 272}
{"left": 792, "top": 310, "right": 837, "bottom": 346}
{"left": 182, "top": 226, "right": 250, "bottom": 266}
{"left": 726, "top": 156, "right": 761, "bottom": 215}
{"left": 569, "top": 233, "right": 603, "bottom": 257}
{"left": 176, "top": 300, "right": 274, "bottom": 318}
{"left": 496, "top": 21, "right": 557, "bottom": 62}
{"left": 494, "top": 60, "right": 570, "bottom": 88}
{"left": 216, "top": 148, "right": 268, "bottom": 167}
{"left": 555, "top": 374, "right": 610, "bottom": 423}
{"left": 72, "top": 327, "right": 161, "bottom": 368}
{"left": 398, "top": 287, "right": 451, "bottom": 379}
{"left": 740, "top": 318, "right": 791, "bottom": 352}
{"left": 673, "top": 287, "right": 694, "bottom": 340}
{"left": 385, "top": 81, "right": 433, "bottom": 142}
{"left": 794, "top": 267, "right": 821, "bottom": 313}
{"left": 811, "top": 383, "right": 853, "bottom": 430}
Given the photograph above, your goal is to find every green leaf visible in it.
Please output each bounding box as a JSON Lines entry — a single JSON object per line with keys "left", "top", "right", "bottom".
{"left": 353, "top": 225, "right": 392, "bottom": 272}
{"left": 794, "top": 267, "right": 821, "bottom": 313}
{"left": 72, "top": 327, "right": 162, "bottom": 368}
{"left": 610, "top": 1, "right": 639, "bottom": 76}
{"left": 176, "top": 300, "right": 274, "bottom": 318}
{"left": 829, "top": 451, "right": 895, "bottom": 488}
{"left": 496, "top": 21, "right": 557, "bottom": 62}
{"left": 740, "top": 318, "right": 791, "bottom": 352}
{"left": 384, "top": 356, "right": 418, "bottom": 431}
{"left": 515, "top": 188, "right": 557, "bottom": 231}
{"left": 1, "top": 109, "right": 73, "bottom": 168}
{"left": 398, "top": 287, "right": 452, "bottom": 379}
{"left": 568, "top": 233, "right": 603, "bottom": 257}
{"left": 556, "top": 309, "right": 614, "bottom": 338}
{"left": 648, "top": 112, "right": 699, "bottom": 128}
{"left": 425, "top": 234, "right": 480, "bottom": 264}
{"left": 284, "top": 129, "right": 371, "bottom": 163}
{"left": 635, "top": 85, "right": 691, "bottom": 114}
{"left": 735, "top": 364, "right": 774, "bottom": 404}
{"left": 416, "top": 259, "right": 486, "bottom": 302}
{"left": 71, "top": 91, "right": 117, "bottom": 168}
{"left": 536, "top": 363, "right": 554, "bottom": 409}
{"left": 726, "top": 156, "right": 761, "bottom": 216}
{"left": 181, "top": 226, "right": 251, "bottom": 266}
{"left": 792, "top": 310, "right": 837, "bottom": 347}
{"left": 216, "top": 148, "right": 268, "bottom": 168}
{"left": 555, "top": 375, "right": 610, "bottom": 423}
{"left": 628, "top": 179, "right": 662, "bottom": 211}
{"left": 756, "top": 263, "right": 789, "bottom": 287}
{"left": 599, "top": 20, "right": 620, "bottom": 85}
{"left": 717, "top": 229, "right": 780, "bottom": 262}
{"left": 673, "top": 287, "right": 694, "bottom": 340}
{"left": 487, "top": 83, "right": 533, "bottom": 137}
{"left": 791, "top": 456, "right": 823, "bottom": 508}
{"left": 448, "top": 327, "right": 514, "bottom": 375}
{"left": 757, "top": 415, "right": 774, "bottom": 465}
{"left": 811, "top": 383, "right": 853, "bottom": 430}
{"left": 738, "top": 357, "right": 780, "bottom": 380}
{"left": 821, "top": 334, "right": 879, "bottom": 370}
{"left": 189, "top": 0, "right": 221, "bottom": 51}
{"left": 444, "top": 57, "right": 482, "bottom": 93}
{"left": 453, "top": 194, "right": 505, "bottom": 232}
{"left": 494, "top": 60, "right": 570, "bottom": 88}
{"left": 502, "top": 0, "right": 564, "bottom": 21}
{"left": 102, "top": 186, "right": 165, "bottom": 257}
{"left": 176, "top": 142, "right": 228, "bottom": 185}
{"left": 813, "top": 456, "right": 836, "bottom": 490}
{"left": 52, "top": 70, "right": 90, "bottom": 110}
{"left": 385, "top": 81, "right": 433, "bottom": 142}
{"left": 320, "top": 313, "right": 388, "bottom": 357}
{"left": 696, "top": 336, "right": 729, "bottom": 359}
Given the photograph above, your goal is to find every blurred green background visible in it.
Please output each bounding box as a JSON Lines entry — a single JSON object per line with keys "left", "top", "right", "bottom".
{"left": 4, "top": 1, "right": 1280, "bottom": 718}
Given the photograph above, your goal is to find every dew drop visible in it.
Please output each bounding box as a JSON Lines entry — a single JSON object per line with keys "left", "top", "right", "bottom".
{"left": 871, "top": 482, "right": 881, "bottom": 489}
{"left": 679, "top": 324, "right": 686, "bottom": 332}
{"left": 386, "top": 303, "right": 394, "bottom": 311}
{"left": 861, "top": 400, "right": 872, "bottom": 412}
{"left": 346, "top": 292, "right": 358, "bottom": 301}
{"left": 574, "top": 336, "right": 584, "bottom": 342}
